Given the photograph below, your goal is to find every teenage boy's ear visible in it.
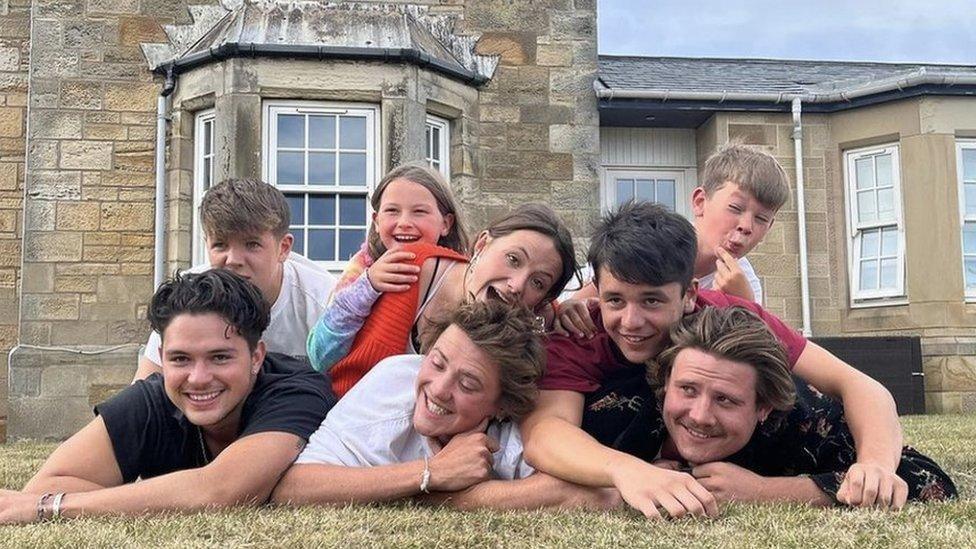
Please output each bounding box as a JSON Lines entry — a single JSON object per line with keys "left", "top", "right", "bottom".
{"left": 682, "top": 279, "right": 699, "bottom": 314}
{"left": 691, "top": 187, "right": 708, "bottom": 218}
{"left": 276, "top": 233, "right": 294, "bottom": 262}
{"left": 250, "top": 340, "right": 267, "bottom": 375}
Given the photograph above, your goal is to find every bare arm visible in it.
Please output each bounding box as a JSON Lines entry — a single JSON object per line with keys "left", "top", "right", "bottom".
{"left": 23, "top": 417, "right": 123, "bottom": 494}
{"left": 272, "top": 461, "right": 426, "bottom": 505}
{"left": 520, "top": 390, "right": 717, "bottom": 519}
{"left": 420, "top": 473, "right": 622, "bottom": 511}
{"left": 792, "top": 342, "right": 902, "bottom": 469}
{"left": 693, "top": 462, "right": 833, "bottom": 507}
{"left": 791, "top": 342, "right": 904, "bottom": 507}
{"left": 26, "top": 430, "right": 304, "bottom": 518}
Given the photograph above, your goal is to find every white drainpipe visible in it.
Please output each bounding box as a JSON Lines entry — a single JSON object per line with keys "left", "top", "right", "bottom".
{"left": 153, "top": 68, "right": 176, "bottom": 289}
{"left": 792, "top": 98, "right": 812, "bottom": 337}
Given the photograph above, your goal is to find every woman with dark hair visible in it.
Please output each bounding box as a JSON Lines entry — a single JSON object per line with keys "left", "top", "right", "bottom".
{"left": 308, "top": 203, "right": 579, "bottom": 397}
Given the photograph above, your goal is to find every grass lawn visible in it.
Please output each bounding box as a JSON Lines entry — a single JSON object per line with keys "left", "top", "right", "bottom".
{"left": 0, "top": 414, "right": 973, "bottom": 548}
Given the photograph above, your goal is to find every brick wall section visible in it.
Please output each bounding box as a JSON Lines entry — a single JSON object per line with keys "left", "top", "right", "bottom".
{"left": 464, "top": 0, "right": 600, "bottom": 251}
{"left": 0, "top": 0, "right": 30, "bottom": 442}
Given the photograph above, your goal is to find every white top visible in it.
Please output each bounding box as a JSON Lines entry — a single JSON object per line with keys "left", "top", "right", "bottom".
{"left": 143, "top": 252, "right": 337, "bottom": 364}
{"left": 697, "top": 256, "right": 764, "bottom": 305}
{"left": 296, "top": 354, "right": 535, "bottom": 480}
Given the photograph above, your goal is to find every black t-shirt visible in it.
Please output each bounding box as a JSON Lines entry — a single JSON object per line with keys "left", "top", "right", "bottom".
{"left": 95, "top": 353, "right": 336, "bottom": 483}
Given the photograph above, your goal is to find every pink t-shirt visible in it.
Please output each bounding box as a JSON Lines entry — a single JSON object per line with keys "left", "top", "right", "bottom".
{"left": 541, "top": 289, "right": 807, "bottom": 393}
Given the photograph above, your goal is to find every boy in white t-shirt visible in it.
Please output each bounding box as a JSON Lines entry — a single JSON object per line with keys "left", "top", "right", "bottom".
{"left": 133, "top": 178, "right": 336, "bottom": 380}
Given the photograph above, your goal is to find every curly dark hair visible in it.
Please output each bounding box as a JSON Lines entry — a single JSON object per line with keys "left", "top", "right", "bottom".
{"left": 148, "top": 269, "right": 271, "bottom": 351}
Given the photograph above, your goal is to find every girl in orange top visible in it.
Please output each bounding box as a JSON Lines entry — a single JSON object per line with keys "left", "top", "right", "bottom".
{"left": 310, "top": 203, "right": 579, "bottom": 397}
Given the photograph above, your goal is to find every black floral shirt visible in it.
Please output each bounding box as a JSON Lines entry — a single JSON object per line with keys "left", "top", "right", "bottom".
{"left": 581, "top": 368, "right": 957, "bottom": 503}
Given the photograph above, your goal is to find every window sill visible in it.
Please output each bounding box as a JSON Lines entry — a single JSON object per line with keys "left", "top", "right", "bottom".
{"left": 849, "top": 296, "right": 909, "bottom": 309}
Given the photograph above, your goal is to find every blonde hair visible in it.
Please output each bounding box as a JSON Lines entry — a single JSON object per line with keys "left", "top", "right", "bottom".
{"left": 701, "top": 143, "right": 790, "bottom": 210}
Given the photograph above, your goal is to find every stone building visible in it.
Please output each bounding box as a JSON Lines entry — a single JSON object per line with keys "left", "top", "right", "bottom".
{"left": 2, "top": 0, "right": 974, "bottom": 440}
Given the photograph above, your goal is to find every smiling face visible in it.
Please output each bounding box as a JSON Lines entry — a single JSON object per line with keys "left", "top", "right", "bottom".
{"left": 692, "top": 182, "right": 776, "bottom": 262}
{"left": 465, "top": 230, "right": 563, "bottom": 311}
{"left": 662, "top": 347, "right": 771, "bottom": 465}
{"left": 373, "top": 178, "right": 453, "bottom": 252}
{"left": 160, "top": 312, "right": 264, "bottom": 433}
{"left": 597, "top": 266, "right": 696, "bottom": 364}
{"left": 412, "top": 325, "right": 502, "bottom": 442}
{"left": 206, "top": 230, "right": 290, "bottom": 304}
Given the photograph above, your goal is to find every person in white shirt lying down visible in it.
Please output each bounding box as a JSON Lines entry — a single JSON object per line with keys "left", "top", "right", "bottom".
{"left": 272, "top": 300, "right": 621, "bottom": 511}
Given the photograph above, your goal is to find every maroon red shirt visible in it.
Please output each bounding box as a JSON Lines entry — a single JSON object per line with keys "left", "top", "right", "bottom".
{"left": 541, "top": 289, "right": 807, "bottom": 393}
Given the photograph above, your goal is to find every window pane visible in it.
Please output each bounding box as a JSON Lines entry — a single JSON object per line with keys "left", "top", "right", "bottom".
{"left": 875, "top": 153, "right": 893, "bottom": 188}
{"left": 308, "top": 115, "right": 336, "bottom": 150}
{"left": 291, "top": 229, "right": 305, "bottom": 255}
{"left": 616, "top": 179, "right": 634, "bottom": 205}
{"left": 286, "top": 194, "right": 305, "bottom": 225}
{"left": 855, "top": 157, "right": 874, "bottom": 190}
{"left": 963, "top": 149, "right": 976, "bottom": 181}
{"left": 340, "top": 116, "right": 367, "bottom": 149}
{"left": 856, "top": 190, "right": 877, "bottom": 223}
{"left": 339, "top": 153, "right": 367, "bottom": 186}
{"left": 879, "top": 258, "right": 898, "bottom": 289}
{"left": 965, "top": 258, "right": 976, "bottom": 288}
{"left": 425, "top": 125, "right": 433, "bottom": 159}
{"left": 964, "top": 222, "right": 976, "bottom": 255}
{"left": 203, "top": 158, "right": 212, "bottom": 190}
{"left": 308, "top": 152, "right": 336, "bottom": 185}
{"left": 859, "top": 259, "right": 878, "bottom": 291}
{"left": 203, "top": 120, "right": 212, "bottom": 155}
{"left": 308, "top": 229, "right": 336, "bottom": 261}
{"left": 277, "top": 151, "right": 304, "bottom": 184}
{"left": 431, "top": 127, "right": 441, "bottom": 161}
{"left": 876, "top": 188, "right": 895, "bottom": 221}
{"left": 881, "top": 227, "right": 898, "bottom": 256}
{"left": 339, "top": 228, "right": 366, "bottom": 261}
{"left": 634, "top": 179, "right": 654, "bottom": 201}
{"left": 278, "top": 114, "right": 304, "bottom": 148}
{"left": 657, "top": 179, "right": 676, "bottom": 211}
{"left": 339, "top": 195, "right": 367, "bottom": 225}
{"left": 309, "top": 195, "right": 336, "bottom": 225}
{"left": 965, "top": 183, "right": 976, "bottom": 215}
{"left": 860, "top": 229, "right": 880, "bottom": 257}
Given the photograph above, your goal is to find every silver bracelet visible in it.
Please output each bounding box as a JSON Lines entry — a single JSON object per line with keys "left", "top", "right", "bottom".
{"left": 420, "top": 455, "right": 431, "bottom": 493}
{"left": 52, "top": 493, "right": 65, "bottom": 519}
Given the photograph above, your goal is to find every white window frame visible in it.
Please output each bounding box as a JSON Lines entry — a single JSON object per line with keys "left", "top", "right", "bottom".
{"left": 956, "top": 139, "right": 976, "bottom": 301}
{"left": 192, "top": 109, "right": 216, "bottom": 265}
{"left": 843, "top": 143, "right": 906, "bottom": 306}
{"left": 600, "top": 167, "right": 690, "bottom": 217}
{"left": 425, "top": 114, "right": 450, "bottom": 180}
{"left": 262, "top": 100, "right": 380, "bottom": 271}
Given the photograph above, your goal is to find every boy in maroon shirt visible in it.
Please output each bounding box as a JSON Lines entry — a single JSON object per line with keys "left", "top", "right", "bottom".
{"left": 521, "top": 201, "right": 905, "bottom": 519}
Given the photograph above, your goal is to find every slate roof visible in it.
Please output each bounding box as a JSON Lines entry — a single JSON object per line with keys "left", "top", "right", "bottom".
{"left": 598, "top": 55, "right": 976, "bottom": 97}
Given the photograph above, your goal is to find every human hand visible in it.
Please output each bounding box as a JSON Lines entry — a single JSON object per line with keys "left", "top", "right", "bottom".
{"left": 651, "top": 459, "right": 685, "bottom": 471}
{"left": 692, "top": 462, "right": 766, "bottom": 504}
{"left": 836, "top": 462, "right": 908, "bottom": 510}
{"left": 713, "top": 247, "right": 754, "bottom": 301}
{"left": 428, "top": 419, "right": 498, "bottom": 492}
{"left": 610, "top": 457, "right": 718, "bottom": 519}
{"left": 551, "top": 298, "right": 599, "bottom": 338}
{"left": 0, "top": 489, "right": 43, "bottom": 524}
{"left": 366, "top": 250, "right": 420, "bottom": 293}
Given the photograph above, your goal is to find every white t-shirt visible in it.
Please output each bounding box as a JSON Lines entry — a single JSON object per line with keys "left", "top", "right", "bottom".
{"left": 143, "top": 252, "right": 336, "bottom": 364}
{"left": 697, "top": 256, "right": 764, "bottom": 305}
{"left": 297, "top": 354, "right": 535, "bottom": 480}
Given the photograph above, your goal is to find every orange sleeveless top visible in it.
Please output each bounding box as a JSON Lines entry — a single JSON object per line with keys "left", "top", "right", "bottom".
{"left": 330, "top": 242, "right": 468, "bottom": 397}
